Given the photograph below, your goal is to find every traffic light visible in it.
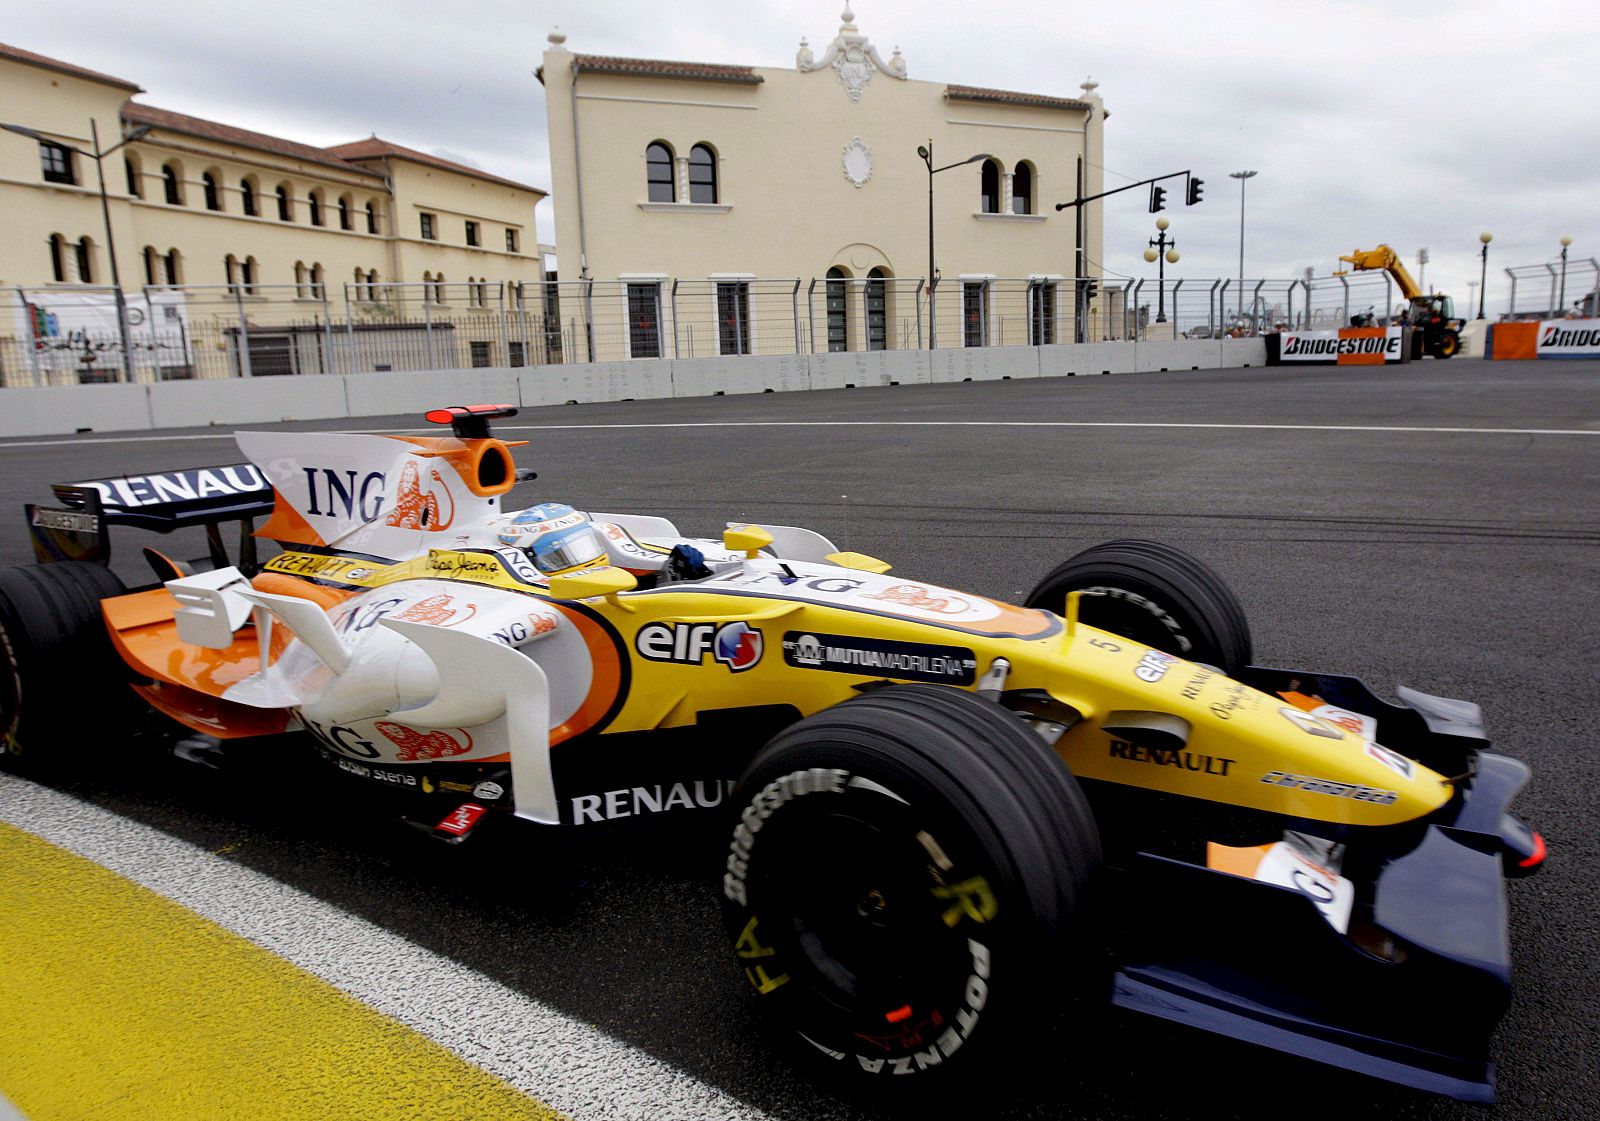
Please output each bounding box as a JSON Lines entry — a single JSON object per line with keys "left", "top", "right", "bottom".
{"left": 1149, "top": 184, "right": 1167, "bottom": 212}
{"left": 1186, "top": 177, "right": 1204, "bottom": 205}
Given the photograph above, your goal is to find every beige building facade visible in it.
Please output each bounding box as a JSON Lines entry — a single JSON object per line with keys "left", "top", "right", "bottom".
{"left": 0, "top": 42, "right": 545, "bottom": 307}
{"left": 540, "top": 7, "right": 1106, "bottom": 352}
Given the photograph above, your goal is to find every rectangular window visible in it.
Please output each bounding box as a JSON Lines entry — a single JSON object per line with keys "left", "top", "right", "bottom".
{"left": 508, "top": 341, "right": 526, "bottom": 368}
{"left": 717, "top": 282, "right": 751, "bottom": 356}
{"left": 866, "top": 278, "right": 887, "bottom": 351}
{"left": 470, "top": 341, "right": 492, "bottom": 368}
{"left": 465, "top": 221, "right": 480, "bottom": 247}
{"left": 40, "top": 141, "right": 75, "bottom": 185}
{"left": 420, "top": 212, "right": 437, "bottom": 240}
{"left": 506, "top": 229, "right": 519, "bottom": 253}
{"left": 626, "top": 283, "right": 662, "bottom": 359}
{"left": 1028, "top": 281, "right": 1056, "bottom": 346}
{"left": 963, "top": 282, "right": 989, "bottom": 347}
{"left": 826, "top": 277, "right": 848, "bottom": 352}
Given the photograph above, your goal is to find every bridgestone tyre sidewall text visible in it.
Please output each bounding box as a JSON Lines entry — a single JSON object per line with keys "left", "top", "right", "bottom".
{"left": 0, "top": 562, "right": 129, "bottom": 772}
{"left": 1024, "top": 539, "right": 1253, "bottom": 676}
{"left": 722, "top": 684, "right": 1100, "bottom": 1081}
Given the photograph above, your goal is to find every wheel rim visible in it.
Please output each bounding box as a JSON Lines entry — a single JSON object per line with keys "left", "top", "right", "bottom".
{"left": 755, "top": 790, "right": 992, "bottom": 1052}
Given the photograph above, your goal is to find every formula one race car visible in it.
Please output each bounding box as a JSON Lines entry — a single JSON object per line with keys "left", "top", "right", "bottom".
{"left": 2, "top": 404, "right": 1543, "bottom": 1102}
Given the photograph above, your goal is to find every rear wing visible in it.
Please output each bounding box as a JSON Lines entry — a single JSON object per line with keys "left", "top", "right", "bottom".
{"left": 26, "top": 464, "right": 274, "bottom": 568}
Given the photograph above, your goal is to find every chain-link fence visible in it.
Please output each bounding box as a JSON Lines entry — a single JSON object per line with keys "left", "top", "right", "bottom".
{"left": 5, "top": 274, "right": 1327, "bottom": 388}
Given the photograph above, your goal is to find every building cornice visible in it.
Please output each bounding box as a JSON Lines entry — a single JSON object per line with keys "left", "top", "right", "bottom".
{"left": 945, "top": 84, "right": 1091, "bottom": 113}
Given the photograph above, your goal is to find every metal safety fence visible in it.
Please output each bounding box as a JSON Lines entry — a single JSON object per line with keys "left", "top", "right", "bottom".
{"left": 4, "top": 274, "right": 1328, "bottom": 388}
{"left": 1504, "top": 258, "right": 1600, "bottom": 320}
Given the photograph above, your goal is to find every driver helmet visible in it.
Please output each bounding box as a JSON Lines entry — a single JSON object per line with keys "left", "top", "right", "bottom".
{"left": 498, "top": 503, "right": 610, "bottom": 574}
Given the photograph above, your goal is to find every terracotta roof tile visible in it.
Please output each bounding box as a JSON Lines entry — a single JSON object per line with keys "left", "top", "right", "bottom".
{"left": 945, "top": 84, "right": 1090, "bottom": 113}
{"left": 326, "top": 137, "right": 544, "bottom": 194}
{"left": 570, "top": 53, "right": 762, "bottom": 84}
{"left": 121, "top": 103, "right": 381, "bottom": 177}
{"left": 0, "top": 42, "right": 141, "bottom": 92}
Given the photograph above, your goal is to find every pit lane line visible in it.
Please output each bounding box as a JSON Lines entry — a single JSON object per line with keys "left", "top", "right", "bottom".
{"left": 0, "top": 418, "right": 1595, "bottom": 450}
{"left": 0, "top": 773, "right": 768, "bottom": 1121}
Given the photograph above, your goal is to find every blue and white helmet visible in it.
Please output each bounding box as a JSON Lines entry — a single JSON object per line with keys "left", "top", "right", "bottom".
{"left": 498, "top": 503, "right": 609, "bottom": 574}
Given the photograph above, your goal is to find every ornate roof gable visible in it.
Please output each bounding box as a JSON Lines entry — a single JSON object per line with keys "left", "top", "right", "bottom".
{"left": 796, "top": 5, "right": 907, "bottom": 102}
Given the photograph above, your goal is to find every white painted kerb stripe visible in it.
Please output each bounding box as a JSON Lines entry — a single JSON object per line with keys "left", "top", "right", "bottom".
{"left": 0, "top": 774, "right": 769, "bottom": 1121}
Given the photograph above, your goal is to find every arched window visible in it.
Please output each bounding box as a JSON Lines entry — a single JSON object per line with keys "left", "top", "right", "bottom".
{"left": 125, "top": 154, "right": 142, "bottom": 197}
{"left": 826, "top": 266, "right": 850, "bottom": 353}
{"left": 980, "top": 159, "right": 1001, "bottom": 214}
{"left": 143, "top": 246, "right": 158, "bottom": 286}
{"left": 75, "top": 237, "right": 94, "bottom": 283}
{"left": 365, "top": 200, "right": 379, "bottom": 234}
{"left": 646, "top": 142, "right": 675, "bottom": 202}
{"left": 162, "top": 163, "right": 183, "bottom": 205}
{"left": 866, "top": 267, "right": 889, "bottom": 351}
{"left": 308, "top": 190, "right": 323, "bottom": 226}
{"left": 434, "top": 274, "right": 446, "bottom": 304}
{"left": 48, "top": 234, "right": 67, "bottom": 283}
{"left": 224, "top": 254, "right": 239, "bottom": 291}
{"left": 338, "top": 194, "right": 352, "bottom": 231}
{"left": 1011, "top": 161, "right": 1034, "bottom": 215}
{"left": 294, "top": 261, "right": 307, "bottom": 297}
{"left": 163, "top": 249, "right": 181, "bottom": 285}
{"left": 241, "top": 177, "right": 258, "bottom": 217}
{"left": 276, "top": 183, "right": 292, "bottom": 221}
{"left": 243, "top": 256, "right": 257, "bottom": 294}
{"left": 689, "top": 144, "right": 717, "bottom": 204}
{"left": 202, "top": 171, "right": 221, "bottom": 211}
{"left": 310, "top": 263, "right": 324, "bottom": 299}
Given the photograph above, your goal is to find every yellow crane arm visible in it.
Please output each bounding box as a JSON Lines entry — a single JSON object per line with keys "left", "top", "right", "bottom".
{"left": 1336, "top": 245, "right": 1423, "bottom": 301}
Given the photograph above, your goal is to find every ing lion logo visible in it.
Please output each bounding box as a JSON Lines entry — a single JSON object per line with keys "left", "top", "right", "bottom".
{"left": 394, "top": 593, "right": 476, "bottom": 626}
{"left": 863, "top": 583, "right": 971, "bottom": 615}
{"left": 385, "top": 461, "right": 456, "bottom": 531}
{"left": 374, "top": 722, "right": 473, "bottom": 761}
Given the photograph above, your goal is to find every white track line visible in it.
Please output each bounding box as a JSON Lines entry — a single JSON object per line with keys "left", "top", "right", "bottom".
{"left": 1, "top": 419, "right": 1594, "bottom": 450}
{"left": 0, "top": 773, "right": 768, "bottom": 1121}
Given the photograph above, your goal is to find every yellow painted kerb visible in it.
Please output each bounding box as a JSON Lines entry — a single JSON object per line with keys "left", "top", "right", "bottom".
{"left": 0, "top": 822, "right": 565, "bottom": 1121}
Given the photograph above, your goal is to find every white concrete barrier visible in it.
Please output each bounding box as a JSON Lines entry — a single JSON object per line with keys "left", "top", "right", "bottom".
{"left": 146, "top": 375, "right": 349, "bottom": 430}
{"left": 0, "top": 337, "right": 1274, "bottom": 438}
{"left": 0, "top": 382, "right": 153, "bottom": 437}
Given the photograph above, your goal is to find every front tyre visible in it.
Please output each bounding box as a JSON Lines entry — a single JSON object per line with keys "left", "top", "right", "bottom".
{"left": 721, "top": 684, "right": 1100, "bottom": 1081}
{"left": 1435, "top": 330, "right": 1460, "bottom": 359}
{"left": 0, "top": 562, "right": 130, "bottom": 773}
{"left": 1024, "top": 539, "right": 1252, "bottom": 676}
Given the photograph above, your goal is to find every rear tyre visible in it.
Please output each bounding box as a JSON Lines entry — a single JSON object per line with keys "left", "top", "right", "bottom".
{"left": 1024, "top": 539, "right": 1252, "bottom": 675}
{"left": 721, "top": 684, "right": 1100, "bottom": 1081}
{"left": 1435, "top": 331, "right": 1460, "bottom": 359}
{"left": 0, "top": 562, "right": 130, "bottom": 773}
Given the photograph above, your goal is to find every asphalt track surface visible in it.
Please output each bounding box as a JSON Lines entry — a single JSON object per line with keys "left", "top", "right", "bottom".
{"left": 0, "top": 357, "right": 1596, "bottom": 1119}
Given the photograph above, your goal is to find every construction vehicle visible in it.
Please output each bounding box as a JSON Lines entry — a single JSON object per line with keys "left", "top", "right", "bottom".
{"left": 1336, "top": 246, "right": 1463, "bottom": 359}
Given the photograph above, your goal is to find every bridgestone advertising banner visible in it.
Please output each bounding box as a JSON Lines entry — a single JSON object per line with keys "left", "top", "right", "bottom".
{"left": 1267, "top": 327, "right": 1409, "bottom": 366}
{"left": 1488, "top": 318, "right": 1600, "bottom": 360}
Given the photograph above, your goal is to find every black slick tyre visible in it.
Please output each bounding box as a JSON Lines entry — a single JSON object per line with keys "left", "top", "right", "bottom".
{"left": 1024, "top": 539, "right": 1252, "bottom": 675}
{"left": 721, "top": 684, "right": 1100, "bottom": 1082}
{"left": 0, "top": 562, "right": 130, "bottom": 773}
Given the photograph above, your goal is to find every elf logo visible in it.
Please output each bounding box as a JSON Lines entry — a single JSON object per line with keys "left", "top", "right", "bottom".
{"left": 636, "top": 620, "right": 764, "bottom": 671}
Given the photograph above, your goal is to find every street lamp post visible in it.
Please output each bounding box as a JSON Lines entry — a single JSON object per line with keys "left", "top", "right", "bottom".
{"left": 2, "top": 117, "right": 150, "bottom": 383}
{"left": 1558, "top": 236, "right": 1573, "bottom": 314}
{"left": 1228, "top": 170, "right": 1257, "bottom": 333}
{"left": 916, "top": 141, "right": 992, "bottom": 349}
{"left": 1142, "top": 217, "right": 1180, "bottom": 324}
{"left": 1477, "top": 231, "right": 1493, "bottom": 319}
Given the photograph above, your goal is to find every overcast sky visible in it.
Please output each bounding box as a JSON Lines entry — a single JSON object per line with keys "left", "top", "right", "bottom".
{"left": 8, "top": 0, "right": 1595, "bottom": 314}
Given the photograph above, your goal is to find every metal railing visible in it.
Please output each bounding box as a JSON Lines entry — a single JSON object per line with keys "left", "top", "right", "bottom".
{"left": 4, "top": 274, "right": 1324, "bottom": 388}
{"left": 1504, "top": 258, "right": 1600, "bottom": 320}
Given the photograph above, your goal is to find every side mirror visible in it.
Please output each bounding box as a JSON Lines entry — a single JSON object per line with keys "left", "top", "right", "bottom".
{"left": 547, "top": 565, "right": 637, "bottom": 602}
{"left": 723, "top": 524, "right": 775, "bottom": 558}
